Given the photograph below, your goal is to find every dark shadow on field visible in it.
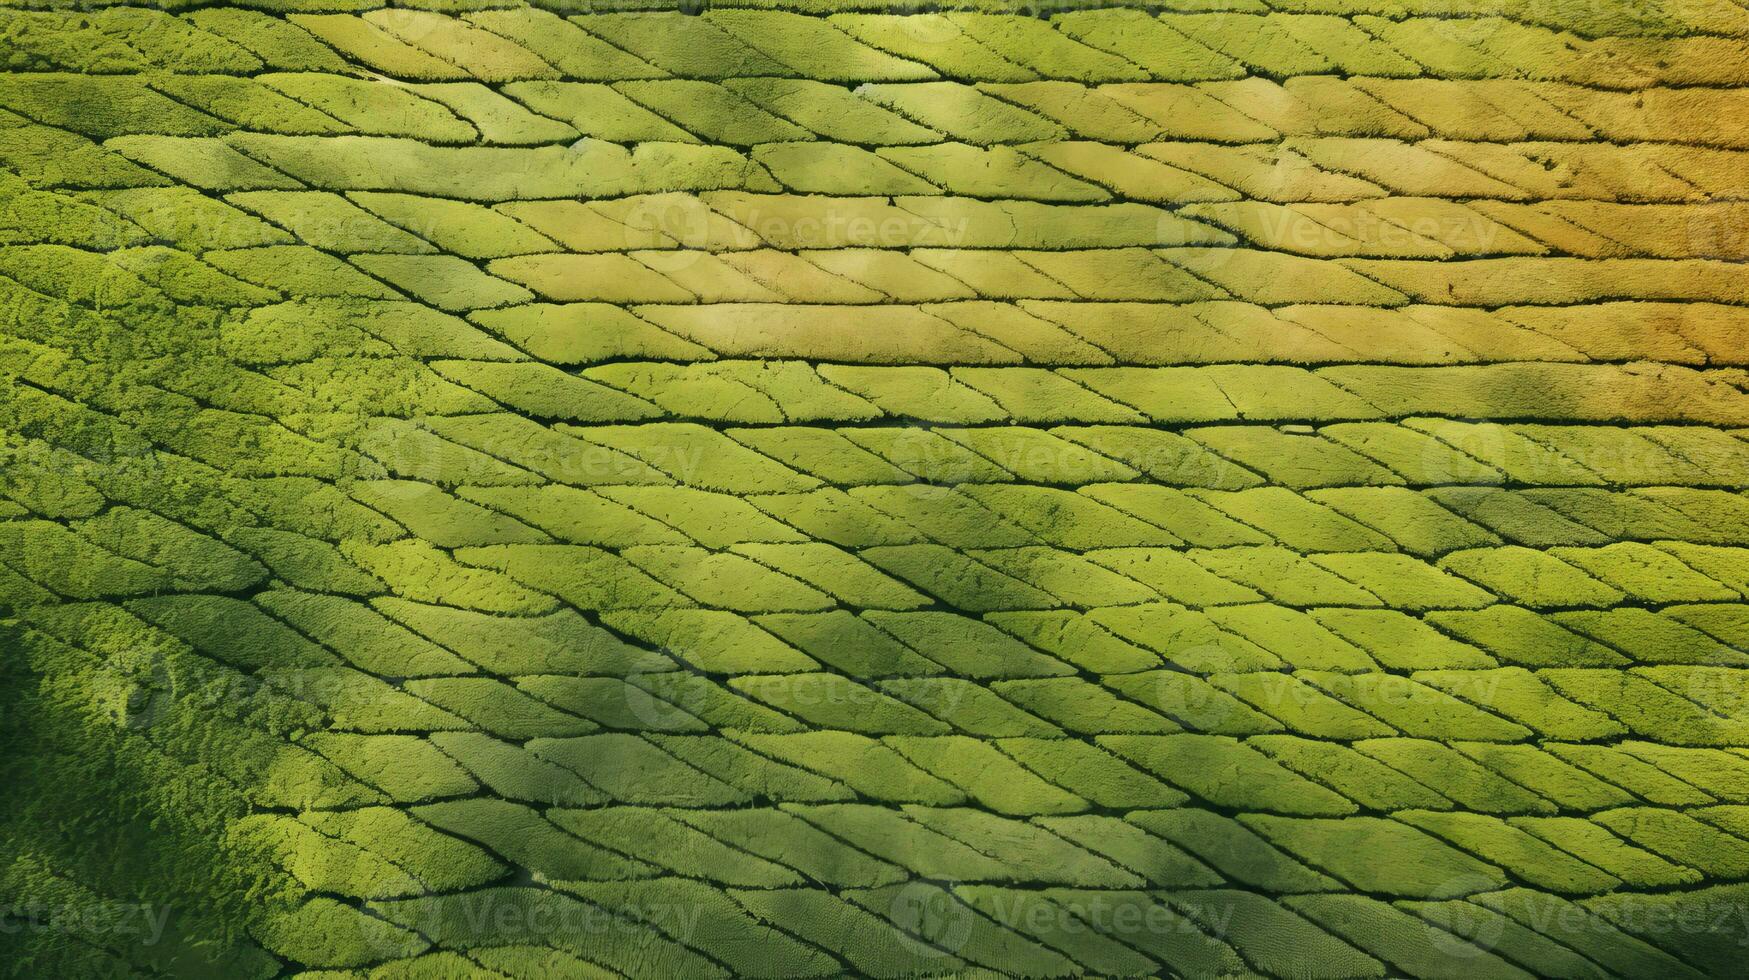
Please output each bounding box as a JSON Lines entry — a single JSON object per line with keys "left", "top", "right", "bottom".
{"left": 0, "top": 617, "right": 277, "bottom": 978}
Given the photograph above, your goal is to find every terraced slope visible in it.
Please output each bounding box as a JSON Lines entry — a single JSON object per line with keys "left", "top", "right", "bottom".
{"left": 6, "top": 1, "right": 1749, "bottom": 976}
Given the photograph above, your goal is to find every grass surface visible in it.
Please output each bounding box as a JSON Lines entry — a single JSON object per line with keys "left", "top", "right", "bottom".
{"left": 4, "top": 1, "right": 1749, "bottom": 976}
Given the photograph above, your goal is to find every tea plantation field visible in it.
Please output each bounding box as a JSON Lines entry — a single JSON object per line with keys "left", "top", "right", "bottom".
{"left": 5, "top": 0, "right": 1749, "bottom": 976}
